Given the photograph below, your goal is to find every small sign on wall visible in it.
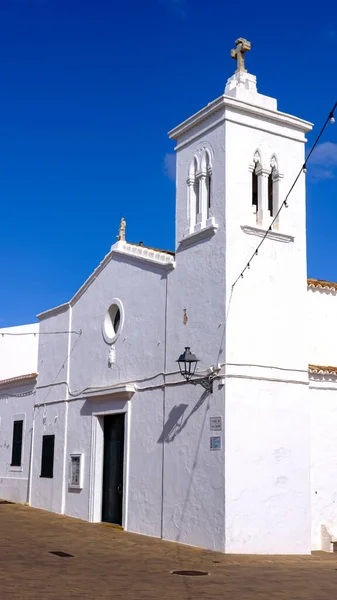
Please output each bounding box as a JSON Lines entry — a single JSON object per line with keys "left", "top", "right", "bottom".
{"left": 210, "top": 436, "right": 222, "bottom": 451}
{"left": 69, "top": 454, "right": 84, "bottom": 489}
{"left": 210, "top": 417, "right": 222, "bottom": 431}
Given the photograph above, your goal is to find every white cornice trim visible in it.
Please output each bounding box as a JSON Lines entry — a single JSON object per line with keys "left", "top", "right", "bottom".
{"left": 85, "top": 384, "right": 136, "bottom": 400}
{"left": 34, "top": 383, "right": 136, "bottom": 405}
{"left": 310, "top": 373, "right": 337, "bottom": 380}
{"left": 241, "top": 225, "right": 294, "bottom": 243}
{"left": 169, "top": 96, "right": 224, "bottom": 139}
{"left": 168, "top": 94, "right": 313, "bottom": 141}
{"left": 37, "top": 302, "right": 70, "bottom": 321}
{"left": 110, "top": 241, "right": 175, "bottom": 269}
{"left": 178, "top": 221, "right": 218, "bottom": 247}
{"left": 308, "top": 365, "right": 337, "bottom": 389}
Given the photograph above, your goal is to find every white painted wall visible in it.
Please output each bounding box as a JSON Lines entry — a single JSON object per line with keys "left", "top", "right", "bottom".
{"left": 64, "top": 398, "right": 91, "bottom": 520}
{"left": 222, "top": 104, "right": 312, "bottom": 553}
{"left": 69, "top": 257, "right": 168, "bottom": 394}
{"left": 35, "top": 309, "right": 70, "bottom": 406}
{"left": 165, "top": 113, "right": 227, "bottom": 551}
{"left": 0, "top": 323, "right": 38, "bottom": 503}
{"left": 30, "top": 402, "right": 67, "bottom": 513}
{"left": 225, "top": 377, "right": 310, "bottom": 554}
{"left": 310, "top": 380, "right": 337, "bottom": 550}
{"left": 127, "top": 390, "right": 164, "bottom": 538}
{"left": 308, "top": 286, "right": 337, "bottom": 550}
{"left": 307, "top": 286, "right": 337, "bottom": 367}
{"left": 0, "top": 379, "right": 36, "bottom": 503}
{"left": 0, "top": 323, "right": 39, "bottom": 380}
{"left": 162, "top": 385, "right": 225, "bottom": 551}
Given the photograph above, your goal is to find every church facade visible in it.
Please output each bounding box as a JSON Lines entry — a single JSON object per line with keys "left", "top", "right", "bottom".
{"left": 1, "top": 39, "right": 337, "bottom": 555}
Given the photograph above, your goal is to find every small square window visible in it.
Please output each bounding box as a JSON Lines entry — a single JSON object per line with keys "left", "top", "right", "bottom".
{"left": 11, "top": 420, "right": 23, "bottom": 467}
{"left": 40, "top": 435, "right": 55, "bottom": 478}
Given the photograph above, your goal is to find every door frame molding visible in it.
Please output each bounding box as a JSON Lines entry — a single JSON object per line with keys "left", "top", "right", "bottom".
{"left": 88, "top": 400, "right": 131, "bottom": 530}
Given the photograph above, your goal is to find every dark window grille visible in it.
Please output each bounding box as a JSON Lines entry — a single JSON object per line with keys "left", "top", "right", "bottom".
{"left": 194, "top": 180, "right": 199, "bottom": 217}
{"left": 207, "top": 174, "right": 212, "bottom": 210}
{"left": 113, "top": 309, "right": 121, "bottom": 334}
{"left": 40, "top": 435, "right": 55, "bottom": 478}
{"left": 252, "top": 168, "right": 258, "bottom": 212}
{"left": 11, "top": 420, "right": 23, "bottom": 467}
{"left": 268, "top": 170, "right": 274, "bottom": 217}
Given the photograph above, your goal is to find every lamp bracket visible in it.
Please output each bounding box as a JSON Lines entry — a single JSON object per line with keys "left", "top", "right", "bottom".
{"left": 190, "top": 376, "right": 213, "bottom": 393}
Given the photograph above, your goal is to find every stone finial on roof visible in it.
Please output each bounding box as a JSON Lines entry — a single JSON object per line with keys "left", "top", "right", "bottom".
{"left": 230, "top": 37, "right": 251, "bottom": 73}
{"left": 117, "top": 217, "right": 126, "bottom": 241}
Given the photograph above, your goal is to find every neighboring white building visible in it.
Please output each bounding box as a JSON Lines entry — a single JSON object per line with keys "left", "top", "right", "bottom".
{"left": 0, "top": 323, "right": 39, "bottom": 503}
{"left": 1, "top": 39, "right": 337, "bottom": 554}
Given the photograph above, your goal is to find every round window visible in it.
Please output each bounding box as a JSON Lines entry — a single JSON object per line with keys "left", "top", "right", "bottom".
{"left": 103, "top": 300, "right": 123, "bottom": 344}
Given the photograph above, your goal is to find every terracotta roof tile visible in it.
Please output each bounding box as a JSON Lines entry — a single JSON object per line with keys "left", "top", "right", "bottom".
{"left": 308, "top": 278, "right": 337, "bottom": 291}
{"left": 0, "top": 373, "right": 38, "bottom": 388}
{"left": 128, "top": 242, "right": 175, "bottom": 256}
{"left": 309, "top": 364, "right": 337, "bottom": 375}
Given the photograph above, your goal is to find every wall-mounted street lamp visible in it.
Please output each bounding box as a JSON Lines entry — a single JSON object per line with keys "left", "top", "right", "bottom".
{"left": 176, "top": 347, "right": 213, "bottom": 393}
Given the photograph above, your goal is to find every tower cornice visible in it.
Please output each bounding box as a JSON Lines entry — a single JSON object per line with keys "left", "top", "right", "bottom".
{"left": 168, "top": 94, "right": 313, "bottom": 145}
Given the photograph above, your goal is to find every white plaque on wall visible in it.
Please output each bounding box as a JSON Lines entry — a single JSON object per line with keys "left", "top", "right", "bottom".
{"left": 69, "top": 454, "right": 83, "bottom": 489}
{"left": 210, "top": 417, "right": 222, "bottom": 431}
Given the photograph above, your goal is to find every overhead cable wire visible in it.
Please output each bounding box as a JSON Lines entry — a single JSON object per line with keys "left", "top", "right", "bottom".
{"left": 1, "top": 330, "right": 82, "bottom": 336}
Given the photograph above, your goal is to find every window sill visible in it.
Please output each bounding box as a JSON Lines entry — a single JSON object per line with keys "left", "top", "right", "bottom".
{"left": 179, "top": 218, "right": 218, "bottom": 247}
{"left": 9, "top": 465, "right": 23, "bottom": 472}
{"left": 241, "top": 225, "right": 294, "bottom": 243}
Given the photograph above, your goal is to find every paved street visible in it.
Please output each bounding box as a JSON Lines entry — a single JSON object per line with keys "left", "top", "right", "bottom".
{"left": 1, "top": 501, "right": 337, "bottom": 599}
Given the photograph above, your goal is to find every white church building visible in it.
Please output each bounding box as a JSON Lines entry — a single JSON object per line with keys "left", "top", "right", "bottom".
{"left": 1, "top": 38, "right": 337, "bottom": 555}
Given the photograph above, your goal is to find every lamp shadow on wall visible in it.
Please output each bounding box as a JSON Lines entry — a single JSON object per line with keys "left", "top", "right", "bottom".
{"left": 157, "top": 391, "right": 209, "bottom": 444}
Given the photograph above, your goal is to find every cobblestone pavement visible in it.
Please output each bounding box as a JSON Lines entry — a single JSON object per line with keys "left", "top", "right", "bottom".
{"left": 1, "top": 501, "right": 337, "bottom": 599}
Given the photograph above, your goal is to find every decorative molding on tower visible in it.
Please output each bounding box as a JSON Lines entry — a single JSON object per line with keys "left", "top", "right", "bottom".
{"left": 241, "top": 225, "right": 294, "bottom": 243}
{"left": 226, "top": 71, "right": 257, "bottom": 93}
{"left": 225, "top": 71, "right": 277, "bottom": 111}
{"left": 169, "top": 95, "right": 312, "bottom": 149}
{"left": 179, "top": 218, "right": 218, "bottom": 247}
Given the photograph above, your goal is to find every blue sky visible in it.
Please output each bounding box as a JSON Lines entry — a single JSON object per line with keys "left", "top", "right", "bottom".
{"left": 0, "top": 0, "right": 336, "bottom": 326}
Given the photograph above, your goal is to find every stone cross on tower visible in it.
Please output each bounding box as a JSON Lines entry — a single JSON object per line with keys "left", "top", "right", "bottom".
{"left": 230, "top": 37, "right": 251, "bottom": 73}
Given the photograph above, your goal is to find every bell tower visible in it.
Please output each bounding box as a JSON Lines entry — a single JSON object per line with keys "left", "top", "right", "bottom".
{"left": 169, "top": 37, "right": 312, "bottom": 371}
{"left": 167, "top": 39, "right": 313, "bottom": 554}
